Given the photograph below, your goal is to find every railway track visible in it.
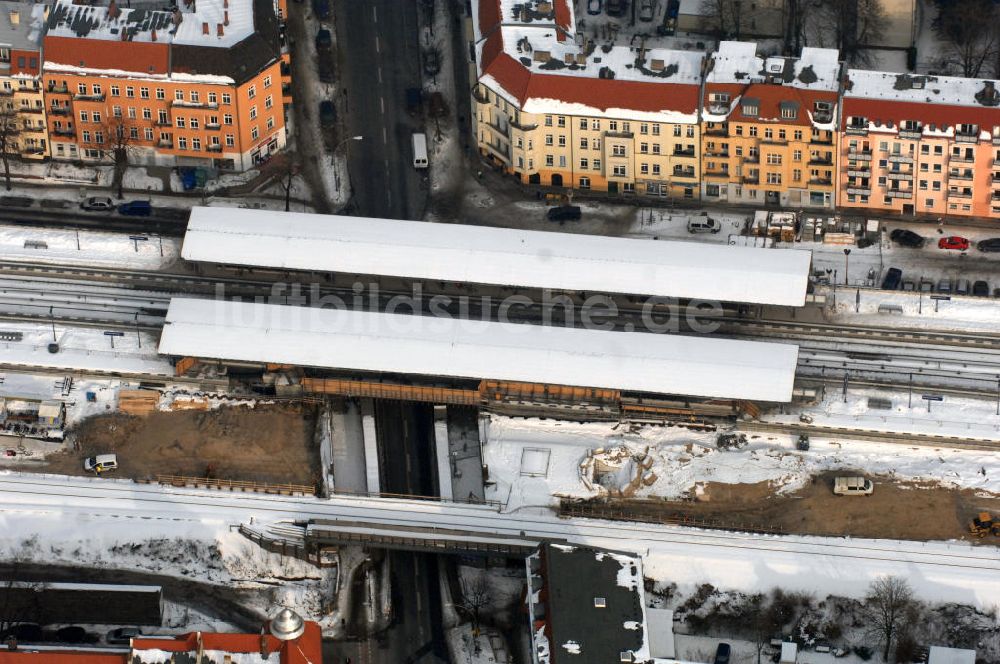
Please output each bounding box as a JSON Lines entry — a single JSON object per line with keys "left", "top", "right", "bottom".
{"left": 740, "top": 420, "right": 1000, "bottom": 451}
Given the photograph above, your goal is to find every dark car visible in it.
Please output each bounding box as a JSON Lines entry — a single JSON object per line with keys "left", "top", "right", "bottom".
{"left": 315, "top": 28, "right": 332, "bottom": 50}
{"left": 973, "top": 280, "right": 990, "bottom": 296}
{"left": 547, "top": 205, "right": 582, "bottom": 222}
{"left": 56, "top": 626, "right": 88, "bottom": 643}
{"left": 889, "top": 228, "right": 925, "bottom": 248}
{"left": 606, "top": 0, "right": 627, "bottom": 15}
{"left": 881, "top": 267, "right": 902, "bottom": 290}
{"left": 311, "top": 0, "right": 329, "bottom": 19}
{"left": 319, "top": 100, "right": 336, "bottom": 127}
{"left": 106, "top": 627, "right": 142, "bottom": 645}
{"left": 977, "top": 237, "right": 1000, "bottom": 252}
{"left": 714, "top": 643, "right": 732, "bottom": 664}
{"left": 117, "top": 200, "right": 152, "bottom": 216}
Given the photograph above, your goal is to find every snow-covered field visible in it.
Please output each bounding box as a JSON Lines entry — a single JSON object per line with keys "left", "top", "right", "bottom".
{"left": 0, "top": 224, "right": 180, "bottom": 270}
{"left": 483, "top": 415, "right": 1000, "bottom": 512}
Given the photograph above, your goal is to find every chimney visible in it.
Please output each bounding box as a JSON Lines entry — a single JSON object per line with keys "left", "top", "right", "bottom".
{"left": 107, "top": 0, "right": 119, "bottom": 19}
{"left": 151, "top": 28, "right": 156, "bottom": 41}
{"left": 223, "top": 0, "right": 228, "bottom": 7}
{"left": 8, "top": 10, "right": 18, "bottom": 25}
{"left": 201, "top": 21, "right": 209, "bottom": 34}
{"left": 223, "top": 10, "right": 228, "bottom": 25}
{"left": 216, "top": 22, "right": 223, "bottom": 36}
{"left": 120, "top": 28, "right": 127, "bottom": 40}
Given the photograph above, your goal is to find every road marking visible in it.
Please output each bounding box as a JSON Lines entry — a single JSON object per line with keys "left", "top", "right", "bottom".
{"left": 377, "top": 67, "right": 383, "bottom": 83}
{"left": 375, "top": 35, "right": 381, "bottom": 54}
{"left": 372, "top": 5, "right": 377, "bottom": 21}
{"left": 380, "top": 97, "right": 385, "bottom": 114}
{"left": 382, "top": 127, "right": 387, "bottom": 144}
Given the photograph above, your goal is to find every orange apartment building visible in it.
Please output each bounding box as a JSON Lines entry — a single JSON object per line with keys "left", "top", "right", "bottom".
{"left": 42, "top": 0, "right": 286, "bottom": 171}
{"left": 839, "top": 70, "right": 1000, "bottom": 220}
{"left": 472, "top": 0, "right": 704, "bottom": 198}
{"left": 700, "top": 41, "right": 842, "bottom": 209}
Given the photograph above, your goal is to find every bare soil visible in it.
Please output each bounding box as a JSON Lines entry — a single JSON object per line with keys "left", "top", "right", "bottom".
{"left": 46, "top": 404, "right": 319, "bottom": 487}
{"left": 593, "top": 471, "right": 1000, "bottom": 542}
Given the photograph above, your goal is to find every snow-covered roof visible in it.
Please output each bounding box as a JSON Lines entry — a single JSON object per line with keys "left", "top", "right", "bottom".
{"left": 707, "top": 41, "right": 841, "bottom": 92}
{"left": 927, "top": 646, "right": 977, "bottom": 664}
{"left": 0, "top": 1, "right": 46, "bottom": 51}
{"left": 182, "top": 208, "right": 812, "bottom": 307}
{"left": 159, "top": 299, "right": 800, "bottom": 401}
{"left": 45, "top": 0, "right": 254, "bottom": 48}
{"left": 845, "top": 69, "right": 1000, "bottom": 107}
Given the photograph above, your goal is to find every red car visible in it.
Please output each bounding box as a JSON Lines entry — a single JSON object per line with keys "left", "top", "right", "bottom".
{"left": 938, "top": 236, "right": 970, "bottom": 251}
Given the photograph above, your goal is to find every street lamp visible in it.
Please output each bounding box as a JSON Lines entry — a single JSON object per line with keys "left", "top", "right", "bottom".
{"left": 332, "top": 135, "right": 363, "bottom": 194}
{"left": 843, "top": 248, "right": 851, "bottom": 286}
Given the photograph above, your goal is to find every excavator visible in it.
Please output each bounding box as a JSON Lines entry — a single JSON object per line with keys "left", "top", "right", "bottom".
{"left": 969, "top": 512, "right": 1000, "bottom": 538}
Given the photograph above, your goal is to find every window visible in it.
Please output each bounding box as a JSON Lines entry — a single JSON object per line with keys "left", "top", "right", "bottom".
{"left": 178, "top": 137, "right": 187, "bottom": 149}
{"left": 781, "top": 106, "right": 797, "bottom": 119}
{"left": 652, "top": 164, "right": 660, "bottom": 176}
{"left": 766, "top": 153, "right": 781, "bottom": 165}
{"left": 208, "top": 92, "right": 217, "bottom": 104}
{"left": 766, "top": 172, "right": 781, "bottom": 184}
{"left": 79, "top": 111, "right": 89, "bottom": 122}
{"left": 779, "top": 129, "right": 787, "bottom": 140}
{"left": 77, "top": 83, "right": 87, "bottom": 95}
{"left": 222, "top": 93, "right": 232, "bottom": 105}
{"left": 653, "top": 124, "right": 661, "bottom": 136}
{"left": 609, "top": 120, "right": 618, "bottom": 131}
{"left": 224, "top": 113, "right": 233, "bottom": 125}
{"left": 591, "top": 119, "right": 599, "bottom": 130}
{"left": 793, "top": 150, "right": 802, "bottom": 161}
{"left": 934, "top": 145, "right": 943, "bottom": 155}
{"left": 82, "top": 130, "right": 90, "bottom": 143}
{"left": 263, "top": 75, "right": 272, "bottom": 88}
{"left": 266, "top": 116, "right": 274, "bottom": 130}
{"left": 652, "top": 144, "right": 660, "bottom": 155}
{"left": 158, "top": 110, "right": 168, "bottom": 124}
{"left": 792, "top": 169, "right": 801, "bottom": 181}
{"left": 113, "top": 105, "right": 122, "bottom": 117}
{"left": 248, "top": 84, "right": 257, "bottom": 99}
{"left": 764, "top": 128, "right": 773, "bottom": 140}
{"left": 640, "top": 142, "right": 649, "bottom": 154}
{"left": 743, "top": 104, "right": 758, "bottom": 116}
{"left": 175, "top": 90, "right": 184, "bottom": 101}
{"left": 673, "top": 125, "right": 681, "bottom": 137}
{"left": 580, "top": 137, "right": 588, "bottom": 149}
{"left": 226, "top": 134, "right": 235, "bottom": 147}
{"left": 92, "top": 83, "right": 102, "bottom": 95}
{"left": 191, "top": 91, "right": 200, "bottom": 103}
{"left": 593, "top": 159, "right": 601, "bottom": 170}
{"left": 557, "top": 116, "right": 565, "bottom": 127}
{"left": 142, "top": 108, "right": 151, "bottom": 120}
{"left": 126, "top": 86, "right": 135, "bottom": 98}
{"left": 190, "top": 117, "right": 199, "bottom": 129}
{"left": 612, "top": 164, "right": 626, "bottom": 177}
{"left": 735, "top": 125, "right": 743, "bottom": 136}
{"left": 265, "top": 95, "right": 273, "bottom": 109}
{"left": 579, "top": 118, "right": 587, "bottom": 129}
{"left": 579, "top": 176, "right": 590, "bottom": 189}
{"left": 176, "top": 117, "right": 186, "bottom": 128}
{"left": 545, "top": 154, "right": 554, "bottom": 166}
{"left": 127, "top": 106, "right": 136, "bottom": 119}
{"left": 144, "top": 127, "right": 153, "bottom": 140}
{"left": 544, "top": 115, "right": 553, "bottom": 127}
{"left": 580, "top": 158, "right": 589, "bottom": 169}
{"left": 926, "top": 198, "right": 934, "bottom": 207}
{"left": 130, "top": 126, "right": 138, "bottom": 140}
{"left": 557, "top": 135, "right": 566, "bottom": 147}
{"left": 249, "top": 105, "right": 257, "bottom": 120}
{"left": 919, "top": 180, "right": 928, "bottom": 190}
{"left": 749, "top": 126, "right": 757, "bottom": 137}
{"left": 251, "top": 126, "right": 259, "bottom": 140}
{"left": 545, "top": 134, "right": 553, "bottom": 146}
{"left": 140, "top": 87, "right": 149, "bottom": 99}
{"left": 156, "top": 88, "right": 165, "bottom": 100}
{"left": 210, "top": 136, "right": 220, "bottom": 146}
{"left": 110, "top": 85, "right": 120, "bottom": 97}
{"left": 94, "top": 131, "right": 104, "bottom": 143}
{"left": 793, "top": 130, "right": 802, "bottom": 141}
{"left": 192, "top": 137, "right": 201, "bottom": 151}
{"left": 640, "top": 123, "right": 648, "bottom": 135}
{"left": 640, "top": 163, "right": 649, "bottom": 175}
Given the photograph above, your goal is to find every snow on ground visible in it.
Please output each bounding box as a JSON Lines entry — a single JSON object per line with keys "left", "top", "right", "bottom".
{"left": 0, "top": 319, "right": 173, "bottom": 376}
{"left": 423, "top": 0, "right": 461, "bottom": 198}
{"left": 823, "top": 285, "right": 1000, "bottom": 333}
{"left": 0, "top": 223, "right": 180, "bottom": 270}
{"left": 483, "top": 415, "right": 1000, "bottom": 512}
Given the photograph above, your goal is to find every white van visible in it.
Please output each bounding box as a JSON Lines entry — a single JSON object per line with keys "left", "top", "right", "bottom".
{"left": 412, "top": 132, "right": 428, "bottom": 169}
{"left": 687, "top": 216, "right": 721, "bottom": 233}
{"left": 84, "top": 453, "right": 119, "bottom": 474}
{"left": 833, "top": 476, "right": 873, "bottom": 496}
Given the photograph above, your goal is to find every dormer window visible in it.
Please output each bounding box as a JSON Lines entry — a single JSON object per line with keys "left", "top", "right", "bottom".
{"left": 743, "top": 104, "right": 758, "bottom": 116}
{"left": 780, "top": 102, "right": 798, "bottom": 120}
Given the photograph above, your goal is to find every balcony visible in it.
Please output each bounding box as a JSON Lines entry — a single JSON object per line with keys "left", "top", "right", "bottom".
{"left": 207, "top": 144, "right": 222, "bottom": 153}
{"left": 761, "top": 137, "right": 787, "bottom": 145}
{"left": 955, "top": 132, "right": 979, "bottom": 144}
{"left": 887, "top": 190, "right": 913, "bottom": 199}
{"left": 0, "top": 88, "right": 12, "bottom": 97}
{"left": 809, "top": 178, "right": 833, "bottom": 186}
{"left": 73, "top": 92, "right": 104, "bottom": 101}
{"left": 845, "top": 125, "right": 868, "bottom": 136}
{"left": 48, "top": 106, "right": 69, "bottom": 116}
{"left": 672, "top": 148, "right": 695, "bottom": 157}
{"left": 704, "top": 150, "right": 729, "bottom": 158}
{"left": 810, "top": 134, "right": 833, "bottom": 145}
{"left": 52, "top": 127, "right": 74, "bottom": 137}
{"left": 672, "top": 170, "right": 696, "bottom": 179}
{"left": 847, "top": 150, "right": 872, "bottom": 161}
{"left": 847, "top": 187, "right": 871, "bottom": 195}
{"left": 484, "top": 119, "right": 509, "bottom": 139}
{"left": 156, "top": 119, "right": 172, "bottom": 127}
{"left": 949, "top": 153, "right": 975, "bottom": 163}
{"left": 947, "top": 189, "right": 973, "bottom": 199}
{"left": 509, "top": 118, "right": 537, "bottom": 131}
{"left": 813, "top": 110, "right": 833, "bottom": 124}
{"left": 898, "top": 128, "right": 922, "bottom": 140}
{"left": 847, "top": 168, "right": 869, "bottom": 177}
{"left": 205, "top": 122, "right": 221, "bottom": 130}
{"left": 171, "top": 99, "right": 219, "bottom": 110}
{"left": 808, "top": 157, "right": 833, "bottom": 166}
{"left": 886, "top": 172, "right": 913, "bottom": 181}
{"left": 482, "top": 139, "right": 510, "bottom": 165}
{"left": 887, "top": 154, "right": 913, "bottom": 164}
{"left": 47, "top": 84, "right": 68, "bottom": 94}
{"left": 707, "top": 103, "right": 730, "bottom": 115}
{"left": 605, "top": 131, "right": 634, "bottom": 140}
{"left": 949, "top": 171, "right": 974, "bottom": 181}
{"left": 703, "top": 125, "right": 727, "bottom": 137}
{"left": 742, "top": 175, "right": 759, "bottom": 184}
{"left": 703, "top": 169, "right": 730, "bottom": 179}
{"left": 472, "top": 86, "right": 490, "bottom": 104}
{"left": 21, "top": 107, "right": 43, "bottom": 114}
{"left": 157, "top": 139, "right": 173, "bottom": 148}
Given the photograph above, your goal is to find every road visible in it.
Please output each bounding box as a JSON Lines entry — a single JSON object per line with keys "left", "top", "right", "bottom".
{"left": 335, "top": 0, "right": 428, "bottom": 219}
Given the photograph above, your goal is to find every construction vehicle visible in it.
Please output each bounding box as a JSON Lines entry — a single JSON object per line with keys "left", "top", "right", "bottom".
{"left": 969, "top": 512, "right": 1000, "bottom": 537}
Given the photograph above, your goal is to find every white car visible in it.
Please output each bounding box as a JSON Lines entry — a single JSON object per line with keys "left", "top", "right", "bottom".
{"left": 84, "top": 453, "right": 118, "bottom": 473}
{"left": 833, "top": 476, "right": 873, "bottom": 496}
{"left": 81, "top": 196, "right": 114, "bottom": 212}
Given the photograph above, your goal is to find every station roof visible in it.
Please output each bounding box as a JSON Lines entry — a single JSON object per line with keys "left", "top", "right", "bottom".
{"left": 159, "top": 298, "right": 799, "bottom": 402}
{"left": 182, "top": 208, "right": 812, "bottom": 307}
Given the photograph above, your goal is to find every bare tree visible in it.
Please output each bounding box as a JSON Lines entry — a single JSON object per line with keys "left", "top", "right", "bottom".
{"left": 0, "top": 101, "right": 20, "bottom": 191}
{"left": 934, "top": 0, "right": 1000, "bottom": 77}
{"left": 812, "top": 0, "right": 887, "bottom": 66}
{"left": 0, "top": 559, "right": 47, "bottom": 639}
{"left": 864, "top": 576, "right": 918, "bottom": 662}
{"left": 740, "top": 593, "right": 775, "bottom": 664}
{"left": 456, "top": 572, "right": 493, "bottom": 636}
{"left": 699, "top": 0, "right": 747, "bottom": 39}
{"left": 81, "top": 114, "right": 148, "bottom": 199}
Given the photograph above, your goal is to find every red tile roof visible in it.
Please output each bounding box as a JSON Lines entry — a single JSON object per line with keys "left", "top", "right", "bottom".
{"left": 0, "top": 651, "right": 125, "bottom": 664}
{"left": 477, "top": 0, "right": 502, "bottom": 35}
{"left": 842, "top": 97, "right": 1000, "bottom": 131}
{"left": 704, "top": 82, "right": 837, "bottom": 126}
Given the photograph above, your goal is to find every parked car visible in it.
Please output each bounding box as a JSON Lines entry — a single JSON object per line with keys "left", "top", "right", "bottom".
{"left": 881, "top": 267, "right": 902, "bottom": 290}
{"left": 405, "top": 87, "right": 423, "bottom": 116}
{"left": 889, "top": 228, "right": 925, "bottom": 248}
{"left": 938, "top": 235, "right": 970, "bottom": 251}
{"left": 901, "top": 279, "right": 916, "bottom": 291}
{"left": 919, "top": 279, "right": 934, "bottom": 292}
{"left": 315, "top": 28, "right": 332, "bottom": 50}
{"left": 84, "top": 453, "right": 118, "bottom": 474}
{"left": 319, "top": 100, "right": 336, "bottom": 127}
{"left": 422, "top": 49, "right": 440, "bottom": 76}
{"left": 833, "top": 476, "right": 874, "bottom": 496}
{"left": 0, "top": 195, "right": 32, "bottom": 207}
{"left": 56, "top": 626, "right": 88, "bottom": 644}
{"left": 937, "top": 278, "right": 953, "bottom": 293}
{"left": 106, "top": 627, "right": 142, "bottom": 645}
{"left": 956, "top": 279, "right": 971, "bottom": 295}
{"left": 606, "top": 0, "right": 627, "bottom": 15}
{"left": 973, "top": 280, "right": 990, "bottom": 297}
{"left": 311, "top": 0, "right": 329, "bottom": 19}
{"left": 687, "top": 216, "right": 721, "bottom": 233}
{"left": 713, "top": 643, "right": 732, "bottom": 664}
{"left": 117, "top": 200, "right": 152, "bottom": 216}
{"left": 638, "top": 0, "right": 654, "bottom": 20}
{"left": 547, "top": 205, "right": 582, "bottom": 222}
{"left": 977, "top": 237, "right": 1000, "bottom": 252}
{"left": 81, "top": 196, "right": 114, "bottom": 211}
{"left": 587, "top": 0, "right": 603, "bottom": 13}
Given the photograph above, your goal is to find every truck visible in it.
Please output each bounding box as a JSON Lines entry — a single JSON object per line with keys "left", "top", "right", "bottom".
{"left": 405, "top": 87, "right": 423, "bottom": 116}
{"left": 412, "top": 132, "right": 428, "bottom": 169}
{"left": 657, "top": 0, "right": 679, "bottom": 35}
